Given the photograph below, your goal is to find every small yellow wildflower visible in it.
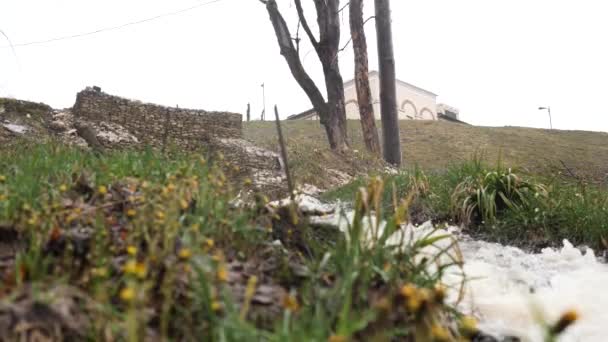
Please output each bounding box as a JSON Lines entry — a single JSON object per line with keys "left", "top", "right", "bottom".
{"left": 0, "top": 194, "right": 6, "bottom": 202}
{"left": 98, "top": 185, "right": 108, "bottom": 195}
{"left": 155, "top": 211, "right": 165, "bottom": 220}
{"left": 406, "top": 296, "right": 421, "bottom": 313}
{"left": 328, "top": 335, "right": 347, "bottom": 342}
{"left": 205, "top": 238, "right": 215, "bottom": 249}
{"left": 180, "top": 199, "right": 189, "bottom": 210}
{"left": 400, "top": 283, "right": 417, "bottom": 298}
{"left": 211, "top": 300, "right": 222, "bottom": 312}
{"left": 430, "top": 324, "right": 450, "bottom": 342}
{"left": 135, "top": 262, "right": 147, "bottom": 279}
{"left": 459, "top": 316, "right": 478, "bottom": 337}
{"left": 282, "top": 294, "right": 299, "bottom": 312}
{"left": 27, "top": 216, "right": 38, "bottom": 226}
{"left": 59, "top": 184, "right": 68, "bottom": 192}
{"left": 127, "top": 245, "right": 137, "bottom": 256}
{"left": 119, "top": 287, "right": 135, "bottom": 302}
{"left": 126, "top": 209, "right": 137, "bottom": 217}
{"left": 123, "top": 260, "right": 137, "bottom": 274}
{"left": 0, "top": 175, "right": 5, "bottom": 183}
{"left": 217, "top": 264, "right": 228, "bottom": 282}
{"left": 178, "top": 248, "right": 192, "bottom": 260}
{"left": 551, "top": 309, "right": 579, "bottom": 335}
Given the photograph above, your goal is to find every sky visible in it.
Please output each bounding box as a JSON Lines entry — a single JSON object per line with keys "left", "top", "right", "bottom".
{"left": 1, "top": 0, "right": 608, "bottom": 132}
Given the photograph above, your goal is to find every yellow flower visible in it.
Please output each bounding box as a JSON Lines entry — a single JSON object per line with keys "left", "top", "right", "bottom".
{"left": 59, "top": 184, "right": 68, "bottom": 192}
{"left": 123, "top": 260, "right": 137, "bottom": 274}
{"left": 205, "top": 238, "right": 215, "bottom": 248}
{"left": 459, "top": 316, "right": 478, "bottom": 337}
{"left": 282, "top": 294, "right": 299, "bottom": 312}
{"left": 328, "top": 335, "right": 347, "bottom": 342}
{"left": 0, "top": 194, "right": 6, "bottom": 202}
{"left": 127, "top": 245, "right": 137, "bottom": 256}
{"left": 551, "top": 309, "right": 579, "bottom": 335}
{"left": 180, "top": 199, "right": 189, "bottom": 210}
{"left": 430, "top": 324, "right": 450, "bottom": 342}
{"left": 178, "top": 248, "right": 192, "bottom": 260}
{"left": 400, "top": 283, "right": 417, "bottom": 298}
{"left": 98, "top": 185, "right": 108, "bottom": 195}
{"left": 27, "top": 216, "right": 38, "bottom": 226}
{"left": 211, "top": 300, "right": 222, "bottom": 312}
{"left": 0, "top": 175, "right": 5, "bottom": 183}
{"left": 155, "top": 211, "right": 165, "bottom": 220}
{"left": 126, "top": 209, "right": 137, "bottom": 217}
{"left": 120, "top": 287, "right": 135, "bottom": 302}
{"left": 216, "top": 264, "right": 228, "bottom": 282}
{"left": 135, "top": 262, "right": 147, "bottom": 279}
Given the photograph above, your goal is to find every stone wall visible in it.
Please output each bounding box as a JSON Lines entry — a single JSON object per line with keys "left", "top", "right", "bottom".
{"left": 72, "top": 87, "right": 242, "bottom": 150}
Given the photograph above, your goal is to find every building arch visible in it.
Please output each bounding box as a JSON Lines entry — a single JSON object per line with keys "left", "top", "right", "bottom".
{"left": 400, "top": 100, "right": 418, "bottom": 119}
{"left": 419, "top": 107, "right": 436, "bottom": 120}
{"left": 345, "top": 99, "right": 359, "bottom": 119}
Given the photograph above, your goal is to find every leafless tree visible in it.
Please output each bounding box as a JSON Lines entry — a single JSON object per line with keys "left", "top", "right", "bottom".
{"left": 260, "top": 0, "right": 349, "bottom": 151}
{"left": 375, "top": 0, "right": 401, "bottom": 166}
{"left": 349, "top": 0, "right": 381, "bottom": 155}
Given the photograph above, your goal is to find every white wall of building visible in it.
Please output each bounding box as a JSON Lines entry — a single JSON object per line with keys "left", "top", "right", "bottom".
{"left": 343, "top": 71, "right": 437, "bottom": 121}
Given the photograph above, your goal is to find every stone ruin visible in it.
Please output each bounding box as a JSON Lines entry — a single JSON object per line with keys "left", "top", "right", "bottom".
{"left": 1, "top": 87, "right": 287, "bottom": 197}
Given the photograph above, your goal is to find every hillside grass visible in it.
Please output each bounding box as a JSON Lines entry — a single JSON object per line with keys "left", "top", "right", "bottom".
{"left": 245, "top": 120, "right": 608, "bottom": 186}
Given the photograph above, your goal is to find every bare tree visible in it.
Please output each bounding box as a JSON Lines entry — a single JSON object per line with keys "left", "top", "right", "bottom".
{"left": 261, "top": 0, "right": 349, "bottom": 151}
{"left": 350, "top": 0, "right": 381, "bottom": 155}
{"left": 375, "top": 0, "right": 401, "bottom": 166}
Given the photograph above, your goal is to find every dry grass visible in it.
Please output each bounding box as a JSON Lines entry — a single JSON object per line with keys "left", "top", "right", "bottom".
{"left": 245, "top": 120, "right": 608, "bottom": 184}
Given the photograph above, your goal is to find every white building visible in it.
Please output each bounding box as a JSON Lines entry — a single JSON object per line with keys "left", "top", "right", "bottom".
{"left": 287, "top": 71, "right": 462, "bottom": 122}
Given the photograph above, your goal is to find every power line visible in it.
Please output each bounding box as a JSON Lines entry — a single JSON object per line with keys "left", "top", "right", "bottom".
{"left": 1, "top": 0, "right": 226, "bottom": 49}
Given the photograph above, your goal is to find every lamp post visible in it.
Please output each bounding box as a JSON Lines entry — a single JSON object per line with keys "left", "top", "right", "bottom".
{"left": 538, "top": 106, "right": 552, "bottom": 129}
{"left": 261, "top": 83, "right": 266, "bottom": 121}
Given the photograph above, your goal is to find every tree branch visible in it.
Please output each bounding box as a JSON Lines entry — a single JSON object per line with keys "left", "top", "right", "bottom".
{"left": 294, "top": 0, "right": 319, "bottom": 51}
{"left": 262, "top": 0, "right": 329, "bottom": 125}
{"left": 338, "top": 16, "right": 375, "bottom": 54}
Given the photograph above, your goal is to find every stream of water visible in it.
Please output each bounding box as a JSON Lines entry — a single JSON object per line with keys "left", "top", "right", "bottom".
{"left": 296, "top": 195, "right": 608, "bottom": 342}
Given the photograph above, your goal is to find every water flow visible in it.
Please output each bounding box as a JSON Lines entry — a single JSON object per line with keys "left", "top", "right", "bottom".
{"left": 296, "top": 195, "right": 608, "bottom": 341}
{"left": 454, "top": 236, "right": 608, "bottom": 341}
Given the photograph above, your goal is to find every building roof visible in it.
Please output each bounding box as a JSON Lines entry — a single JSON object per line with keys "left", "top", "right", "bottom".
{"left": 286, "top": 107, "right": 318, "bottom": 120}
{"left": 343, "top": 70, "right": 438, "bottom": 97}
{"left": 438, "top": 113, "right": 469, "bottom": 125}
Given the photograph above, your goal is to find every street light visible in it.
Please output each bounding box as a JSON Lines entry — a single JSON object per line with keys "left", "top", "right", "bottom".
{"left": 538, "top": 106, "right": 552, "bottom": 129}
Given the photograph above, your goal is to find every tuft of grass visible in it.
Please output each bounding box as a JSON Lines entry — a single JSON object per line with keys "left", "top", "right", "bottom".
{"left": 327, "top": 156, "right": 608, "bottom": 250}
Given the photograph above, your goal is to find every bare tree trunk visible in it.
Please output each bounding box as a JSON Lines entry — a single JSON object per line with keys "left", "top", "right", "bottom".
{"left": 262, "top": 0, "right": 348, "bottom": 151}
{"left": 350, "top": 0, "right": 381, "bottom": 155}
{"left": 375, "top": 0, "right": 402, "bottom": 166}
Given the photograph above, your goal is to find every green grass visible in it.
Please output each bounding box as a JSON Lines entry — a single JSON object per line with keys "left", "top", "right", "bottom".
{"left": 325, "top": 156, "right": 608, "bottom": 250}
{"left": 244, "top": 120, "right": 608, "bottom": 187}
{"left": 0, "top": 143, "right": 482, "bottom": 341}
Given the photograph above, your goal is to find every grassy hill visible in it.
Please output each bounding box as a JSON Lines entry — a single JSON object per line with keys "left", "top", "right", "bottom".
{"left": 245, "top": 120, "right": 608, "bottom": 185}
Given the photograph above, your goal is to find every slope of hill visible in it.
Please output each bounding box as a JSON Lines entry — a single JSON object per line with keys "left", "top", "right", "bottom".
{"left": 245, "top": 120, "right": 608, "bottom": 185}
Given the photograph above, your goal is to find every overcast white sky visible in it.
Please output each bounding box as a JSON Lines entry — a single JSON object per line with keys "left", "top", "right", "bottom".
{"left": 1, "top": 0, "right": 607, "bottom": 131}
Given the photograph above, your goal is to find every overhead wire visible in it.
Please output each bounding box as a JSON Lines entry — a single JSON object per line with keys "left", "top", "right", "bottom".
{"left": 0, "top": 0, "right": 226, "bottom": 49}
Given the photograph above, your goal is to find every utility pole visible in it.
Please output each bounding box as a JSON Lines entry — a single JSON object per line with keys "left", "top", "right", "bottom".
{"left": 538, "top": 106, "right": 553, "bottom": 129}
{"left": 261, "top": 83, "right": 266, "bottom": 121}
{"left": 375, "top": 0, "right": 402, "bottom": 166}
{"left": 247, "top": 103, "right": 251, "bottom": 122}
